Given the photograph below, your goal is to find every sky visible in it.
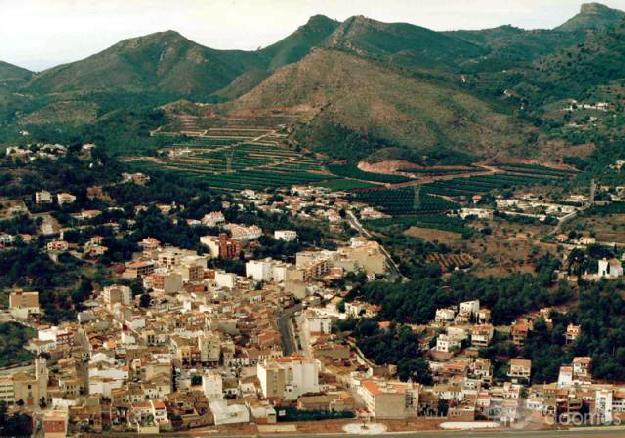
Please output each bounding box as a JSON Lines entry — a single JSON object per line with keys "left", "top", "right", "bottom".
{"left": 2, "top": 0, "right": 625, "bottom": 71}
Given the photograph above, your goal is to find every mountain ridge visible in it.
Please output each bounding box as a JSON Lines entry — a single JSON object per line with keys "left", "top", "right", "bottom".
{"left": 555, "top": 2, "right": 625, "bottom": 32}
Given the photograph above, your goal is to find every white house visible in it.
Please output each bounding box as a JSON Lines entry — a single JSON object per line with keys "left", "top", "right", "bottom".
{"left": 274, "top": 230, "right": 297, "bottom": 241}
{"left": 598, "top": 258, "right": 624, "bottom": 279}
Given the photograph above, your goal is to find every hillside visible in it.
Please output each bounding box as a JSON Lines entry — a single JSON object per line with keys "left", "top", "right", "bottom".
{"left": 208, "top": 49, "right": 530, "bottom": 161}
{"left": 446, "top": 26, "right": 585, "bottom": 72}
{"left": 260, "top": 15, "right": 340, "bottom": 70}
{"left": 326, "top": 15, "right": 486, "bottom": 70}
{"left": 26, "top": 31, "right": 267, "bottom": 97}
{"left": 24, "top": 17, "right": 339, "bottom": 100}
{"left": 555, "top": 2, "right": 625, "bottom": 32}
{"left": 0, "top": 61, "right": 33, "bottom": 90}
{"left": 520, "top": 19, "right": 625, "bottom": 104}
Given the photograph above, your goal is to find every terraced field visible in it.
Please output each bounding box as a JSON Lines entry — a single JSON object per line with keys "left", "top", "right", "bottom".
{"left": 352, "top": 187, "right": 459, "bottom": 215}
{"left": 422, "top": 164, "right": 578, "bottom": 198}
{"left": 127, "top": 134, "right": 335, "bottom": 191}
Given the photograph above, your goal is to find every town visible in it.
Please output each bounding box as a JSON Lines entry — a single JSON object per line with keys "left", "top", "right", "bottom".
{"left": 2, "top": 2, "right": 625, "bottom": 437}
{"left": 0, "top": 138, "right": 624, "bottom": 437}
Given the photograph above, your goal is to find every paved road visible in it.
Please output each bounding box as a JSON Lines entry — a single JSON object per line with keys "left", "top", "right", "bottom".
{"left": 346, "top": 210, "right": 404, "bottom": 280}
{"left": 277, "top": 304, "right": 301, "bottom": 356}
{"left": 548, "top": 203, "right": 591, "bottom": 237}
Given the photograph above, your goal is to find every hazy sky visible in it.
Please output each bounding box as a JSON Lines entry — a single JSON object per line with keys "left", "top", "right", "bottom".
{"left": 2, "top": 0, "right": 625, "bottom": 71}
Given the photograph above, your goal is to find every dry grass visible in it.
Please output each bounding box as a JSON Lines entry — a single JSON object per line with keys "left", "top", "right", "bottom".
{"left": 564, "top": 213, "right": 625, "bottom": 243}
{"left": 405, "top": 226, "right": 463, "bottom": 243}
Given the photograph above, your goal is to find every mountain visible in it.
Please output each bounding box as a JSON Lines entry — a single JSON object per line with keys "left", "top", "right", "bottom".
{"left": 0, "top": 61, "right": 33, "bottom": 90}
{"left": 260, "top": 15, "right": 340, "bottom": 70}
{"left": 326, "top": 15, "right": 486, "bottom": 70}
{"left": 446, "top": 26, "right": 586, "bottom": 72}
{"left": 518, "top": 19, "right": 625, "bottom": 104}
{"left": 26, "top": 30, "right": 266, "bottom": 96}
{"left": 0, "top": 61, "right": 32, "bottom": 81}
{"left": 204, "top": 49, "right": 529, "bottom": 161}
{"left": 555, "top": 2, "right": 625, "bottom": 32}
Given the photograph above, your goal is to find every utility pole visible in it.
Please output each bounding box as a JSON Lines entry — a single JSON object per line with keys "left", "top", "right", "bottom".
{"left": 590, "top": 178, "right": 596, "bottom": 206}
{"left": 226, "top": 150, "right": 234, "bottom": 174}
{"left": 414, "top": 185, "right": 421, "bottom": 210}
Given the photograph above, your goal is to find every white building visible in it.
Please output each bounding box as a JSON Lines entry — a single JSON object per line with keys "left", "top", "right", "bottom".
{"left": 246, "top": 259, "right": 274, "bottom": 282}
{"left": 303, "top": 310, "right": 334, "bottom": 335}
{"left": 595, "top": 389, "right": 614, "bottom": 424}
{"left": 435, "top": 308, "right": 456, "bottom": 323}
{"left": 35, "top": 191, "right": 52, "bottom": 203}
{"left": 459, "top": 300, "right": 480, "bottom": 318}
{"left": 598, "top": 258, "right": 624, "bottom": 279}
{"left": 209, "top": 400, "right": 250, "bottom": 426}
{"left": 274, "top": 230, "right": 297, "bottom": 241}
{"left": 457, "top": 208, "right": 493, "bottom": 220}
{"left": 102, "top": 285, "right": 132, "bottom": 307}
{"left": 214, "top": 271, "right": 237, "bottom": 289}
{"left": 57, "top": 192, "right": 77, "bottom": 205}
{"left": 202, "top": 371, "right": 223, "bottom": 400}
{"left": 225, "top": 224, "right": 262, "bottom": 241}
{"left": 257, "top": 356, "right": 320, "bottom": 401}
{"left": 435, "top": 334, "right": 461, "bottom": 353}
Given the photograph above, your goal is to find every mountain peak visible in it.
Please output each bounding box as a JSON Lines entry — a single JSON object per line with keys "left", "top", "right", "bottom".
{"left": 581, "top": 2, "right": 613, "bottom": 13}
{"left": 305, "top": 14, "right": 336, "bottom": 26}
{"left": 134, "top": 29, "right": 186, "bottom": 43}
{"left": 259, "top": 15, "right": 339, "bottom": 70}
{"left": 556, "top": 2, "right": 625, "bottom": 32}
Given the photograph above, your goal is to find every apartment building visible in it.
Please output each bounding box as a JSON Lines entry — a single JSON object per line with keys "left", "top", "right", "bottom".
{"left": 257, "top": 355, "right": 320, "bottom": 401}
{"left": 358, "top": 380, "right": 419, "bottom": 419}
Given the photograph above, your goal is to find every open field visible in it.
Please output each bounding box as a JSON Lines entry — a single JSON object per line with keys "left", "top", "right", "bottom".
{"left": 563, "top": 212, "right": 625, "bottom": 244}
{"left": 368, "top": 215, "right": 472, "bottom": 238}
{"left": 405, "top": 226, "right": 464, "bottom": 243}
{"left": 462, "top": 219, "right": 559, "bottom": 277}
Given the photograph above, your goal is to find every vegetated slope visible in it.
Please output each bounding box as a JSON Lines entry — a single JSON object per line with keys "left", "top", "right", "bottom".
{"left": 260, "top": 15, "right": 340, "bottom": 70}
{"left": 26, "top": 31, "right": 266, "bottom": 96}
{"left": 0, "top": 61, "right": 32, "bottom": 82}
{"left": 446, "top": 26, "right": 586, "bottom": 72}
{"left": 212, "top": 69, "right": 271, "bottom": 100}
{"left": 25, "top": 17, "right": 340, "bottom": 99}
{"left": 518, "top": 19, "right": 625, "bottom": 104}
{"left": 326, "top": 15, "right": 486, "bottom": 70}
{"left": 219, "top": 49, "right": 529, "bottom": 160}
{"left": 555, "top": 2, "right": 625, "bottom": 32}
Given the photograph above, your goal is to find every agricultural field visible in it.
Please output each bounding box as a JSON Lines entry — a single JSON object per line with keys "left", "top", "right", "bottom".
{"left": 402, "top": 166, "right": 483, "bottom": 176}
{"left": 426, "top": 253, "right": 474, "bottom": 271}
{"left": 353, "top": 188, "right": 458, "bottom": 215}
{"left": 422, "top": 165, "right": 577, "bottom": 198}
{"left": 314, "top": 179, "right": 378, "bottom": 191}
{"left": 328, "top": 163, "right": 410, "bottom": 184}
{"left": 127, "top": 134, "right": 336, "bottom": 191}
{"left": 367, "top": 215, "right": 473, "bottom": 238}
